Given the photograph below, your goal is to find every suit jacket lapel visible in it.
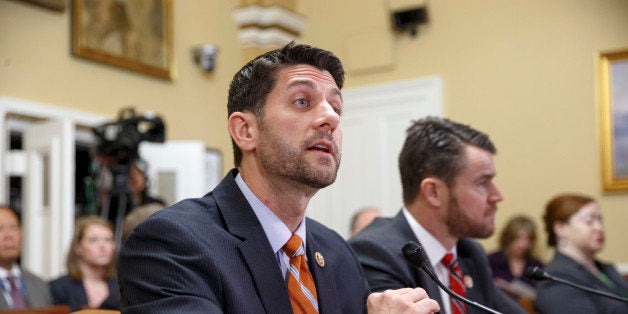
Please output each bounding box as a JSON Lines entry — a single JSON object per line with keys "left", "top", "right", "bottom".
{"left": 306, "top": 227, "right": 340, "bottom": 314}
{"left": 393, "top": 212, "right": 445, "bottom": 307}
{"left": 0, "top": 292, "right": 8, "bottom": 310}
{"left": 239, "top": 234, "right": 292, "bottom": 313}
{"left": 418, "top": 267, "right": 444, "bottom": 306}
{"left": 214, "top": 170, "right": 292, "bottom": 313}
{"left": 457, "top": 242, "right": 484, "bottom": 305}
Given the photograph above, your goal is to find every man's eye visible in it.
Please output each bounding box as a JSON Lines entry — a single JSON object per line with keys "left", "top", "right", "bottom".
{"left": 295, "top": 99, "right": 308, "bottom": 108}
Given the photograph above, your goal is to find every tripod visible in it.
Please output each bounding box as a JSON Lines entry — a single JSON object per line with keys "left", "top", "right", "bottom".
{"left": 100, "top": 161, "right": 135, "bottom": 248}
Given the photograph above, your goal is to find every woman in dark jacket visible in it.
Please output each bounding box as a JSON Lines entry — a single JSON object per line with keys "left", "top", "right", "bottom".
{"left": 535, "top": 193, "right": 628, "bottom": 314}
{"left": 49, "top": 216, "right": 120, "bottom": 311}
{"left": 488, "top": 215, "right": 544, "bottom": 301}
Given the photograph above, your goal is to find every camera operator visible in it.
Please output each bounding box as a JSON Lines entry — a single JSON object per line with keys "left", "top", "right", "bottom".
{"left": 91, "top": 107, "right": 165, "bottom": 245}
{"left": 127, "top": 158, "right": 165, "bottom": 209}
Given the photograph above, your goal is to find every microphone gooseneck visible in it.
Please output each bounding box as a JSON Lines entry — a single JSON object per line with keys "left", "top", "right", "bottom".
{"left": 402, "top": 241, "right": 502, "bottom": 314}
{"left": 524, "top": 266, "right": 628, "bottom": 304}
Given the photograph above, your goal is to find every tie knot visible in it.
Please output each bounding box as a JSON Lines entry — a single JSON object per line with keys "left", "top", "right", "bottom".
{"left": 441, "top": 253, "right": 456, "bottom": 267}
{"left": 283, "top": 234, "right": 304, "bottom": 257}
{"left": 6, "top": 276, "right": 17, "bottom": 286}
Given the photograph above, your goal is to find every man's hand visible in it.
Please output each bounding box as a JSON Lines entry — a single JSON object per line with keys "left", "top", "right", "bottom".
{"left": 367, "top": 287, "right": 440, "bottom": 314}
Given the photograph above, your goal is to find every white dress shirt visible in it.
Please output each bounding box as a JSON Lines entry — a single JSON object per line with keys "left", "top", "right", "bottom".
{"left": 0, "top": 264, "right": 23, "bottom": 308}
{"left": 403, "top": 207, "right": 460, "bottom": 314}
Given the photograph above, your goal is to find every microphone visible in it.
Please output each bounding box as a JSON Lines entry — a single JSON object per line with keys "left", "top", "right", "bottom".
{"left": 402, "top": 241, "right": 502, "bottom": 314}
{"left": 524, "top": 266, "right": 628, "bottom": 304}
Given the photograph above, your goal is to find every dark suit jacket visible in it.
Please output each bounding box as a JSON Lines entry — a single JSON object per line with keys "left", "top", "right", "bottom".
{"left": 49, "top": 275, "right": 121, "bottom": 311}
{"left": 534, "top": 251, "right": 628, "bottom": 314}
{"left": 118, "top": 169, "right": 370, "bottom": 313}
{"left": 348, "top": 211, "right": 525, "bottom": 314}
{"left": 0, "top": 269, "right": 51, "bottom": 310}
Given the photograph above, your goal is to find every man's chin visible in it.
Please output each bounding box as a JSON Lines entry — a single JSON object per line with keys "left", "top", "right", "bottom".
{"left": 1, "top": 254, "right": 20, "bottom": 261}
{"left": 304, "top": 176, "right": 336, "bottom": 189}
{"left": 481, "top": 226, "right": 495, "bottom": 238}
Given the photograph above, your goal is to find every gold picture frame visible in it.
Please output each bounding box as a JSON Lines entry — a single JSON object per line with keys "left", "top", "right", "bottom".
{"left": 19, "top": 0, "right": 66, "bottom": 11}
{"left": 599, "top": 49, "right": 628, "bottom": 191}
{"left": 72, "top": 0, "right": 173, "bottom": 80}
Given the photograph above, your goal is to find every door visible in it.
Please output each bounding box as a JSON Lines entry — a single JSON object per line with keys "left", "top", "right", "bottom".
{"left": 22, "top": 119, "right": 75, "bottom": 279}
{"left": 139, "top": 140, "right": 222, "bottom": 206}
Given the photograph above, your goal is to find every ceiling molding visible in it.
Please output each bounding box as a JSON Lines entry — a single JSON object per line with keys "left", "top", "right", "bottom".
{"left": 233, "top": 5, "right": 306, "bottom": 35}
{"left": 236, "top": 27, "right": 298, "bottom": 48}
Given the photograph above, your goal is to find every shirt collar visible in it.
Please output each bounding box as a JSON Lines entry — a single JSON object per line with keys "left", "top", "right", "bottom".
{"left": 0, "top": 264, "right": 21, "bottom": 279}
{"left": 235, "top": 173, "right": 307, "bottom": 254}
{"left": 402, "top": 207, "right": 457, "bottom": 267}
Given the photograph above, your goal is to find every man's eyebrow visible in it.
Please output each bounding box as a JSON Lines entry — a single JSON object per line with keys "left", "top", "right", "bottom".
{"left": 287, "top": 79, "right": 316, "bottom": 90}
{"left": 287, "top": 79, "right": 343, "bottom": 102}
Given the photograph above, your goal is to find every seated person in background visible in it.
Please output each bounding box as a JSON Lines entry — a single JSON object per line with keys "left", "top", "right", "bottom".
{"left": 350, "top": 207, "right": 382, "bottom": 237}
{"left": 349, "top": 117, "right": 525, "bottom": 314}
{"left": 103, "top": 158, "right": 165, "bottom": 246}
{"left": 120, "top": 202, "right": 164, "bottom": 242}
{"left": 49, "top": 215, "right": 120, "bottom": 312}
{"left": 127, "top": 159, "right": 165, "bottom": 209}
{"left": 0, "top": 205, "right": 51, "bottom": 310}
{"left": 488, "top": 215, "right": 544, "bottom": 301}
{"left": 535, "top": 193, "right": 628, "bottom": 314}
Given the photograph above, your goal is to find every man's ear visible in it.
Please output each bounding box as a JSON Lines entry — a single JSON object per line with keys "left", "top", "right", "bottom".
{"left": 228, "top": 111, "right": 257, "bottom": 153}
{"left": 421, "top": 177, "right": 446, "bottom": 208}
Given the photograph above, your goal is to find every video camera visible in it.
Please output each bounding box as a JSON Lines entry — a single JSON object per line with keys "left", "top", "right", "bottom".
{"left": 92, "top": 107, "right": 165, "bottom": 165}
{"left": 91, "top": 107, "right": 165, "bottom": 246}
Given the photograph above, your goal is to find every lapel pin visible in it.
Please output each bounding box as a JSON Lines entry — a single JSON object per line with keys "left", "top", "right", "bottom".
{"left": 315, "top": 252, "right": 325, "bottom": 267}
{"left": 464, "top": 275, "right": 473, "bottom": 288}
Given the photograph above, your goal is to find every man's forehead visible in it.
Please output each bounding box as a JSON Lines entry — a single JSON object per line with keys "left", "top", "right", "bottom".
{"left": 0, "top": 207, "right": 19, "bottom": 221}
{"left": 460, "top": 146, "right": 496, "bottom": 174}
{"left": 278, "top": 65, "right": 338, "bottom": 86}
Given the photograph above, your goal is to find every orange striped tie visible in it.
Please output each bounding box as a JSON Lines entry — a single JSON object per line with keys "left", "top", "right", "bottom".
{"left": 283, "top": 234, "right": 318, "bottom": 313}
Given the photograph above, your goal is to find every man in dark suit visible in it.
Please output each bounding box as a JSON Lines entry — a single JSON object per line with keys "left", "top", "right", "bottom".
{"left": 0, "top": 206, "right": 51, "bottom": 310}
{"left": 349, "top": 117, "right": 526, "bottom": 314}
{"left": 118, "top": 42, "right": 440, "bottom": 313}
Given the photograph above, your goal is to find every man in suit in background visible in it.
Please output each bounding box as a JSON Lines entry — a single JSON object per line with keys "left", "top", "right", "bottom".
{"left": 0, "top": 206, "right": 51, "bottom": 310}
{"left": 349, "top": 117, "right": 525, "bottom": 314}
{"left": 350, "top": 207, "right": 382, "bottom": 237}
{"left": 118, "top": 42, "right": 439, "bottom": 313}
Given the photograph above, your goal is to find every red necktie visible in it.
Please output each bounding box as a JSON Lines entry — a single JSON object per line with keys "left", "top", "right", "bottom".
{"left": 283, "top": 234, "right": 318, "bottom": 313}
{"left": 442, "top": 253, "right": 467, "bottom": 314}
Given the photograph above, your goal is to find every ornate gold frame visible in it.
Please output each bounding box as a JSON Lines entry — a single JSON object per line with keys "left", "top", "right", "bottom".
{"left": 599, "top": 48, "right": 628, "bottom": 191}
{"left": 72, "top": 0, "right": 173, "bottom": 80}
{"left": 19, "top": 0, "right": 66, "bottom": 11}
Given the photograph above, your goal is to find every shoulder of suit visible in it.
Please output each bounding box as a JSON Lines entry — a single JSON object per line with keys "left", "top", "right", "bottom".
{"left": 306, "top": 217, "right": 341, "bottom": 237}
{"left": 48, "top": 274, "right": 77, "bottom": 286}
{"left": 457, "top": 237, "right": 488, "bottom": 258}
{"left": 20, "top": 269, "right": 43, "bottom": 280}
{"left": 151, "top": 196, "right": 218, "bottom": 221}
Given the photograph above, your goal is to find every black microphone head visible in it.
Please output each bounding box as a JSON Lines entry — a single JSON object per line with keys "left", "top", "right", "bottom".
{"left": 524, "top": 266, "right": 548, "bottom": 281}
{"left": 402, "top": 241, "right": 429, "bottom": 268}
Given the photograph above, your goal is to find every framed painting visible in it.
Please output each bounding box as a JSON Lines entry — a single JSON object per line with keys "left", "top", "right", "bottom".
{"left": 72, "top": 0, "right": 173, "bottom": 80}
{"left": 599, "top": 49, "right": 628, "bottom": 191}
{"left": 18, "top": 0, "right": 66, "bottom": 11}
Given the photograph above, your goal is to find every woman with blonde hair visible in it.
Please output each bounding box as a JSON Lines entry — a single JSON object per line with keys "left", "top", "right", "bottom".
{"left": 488, "top": 215, "right": 544, "bottom": 301}
{"left": 49, "top": 215, "right": 120, "bottom": 311}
